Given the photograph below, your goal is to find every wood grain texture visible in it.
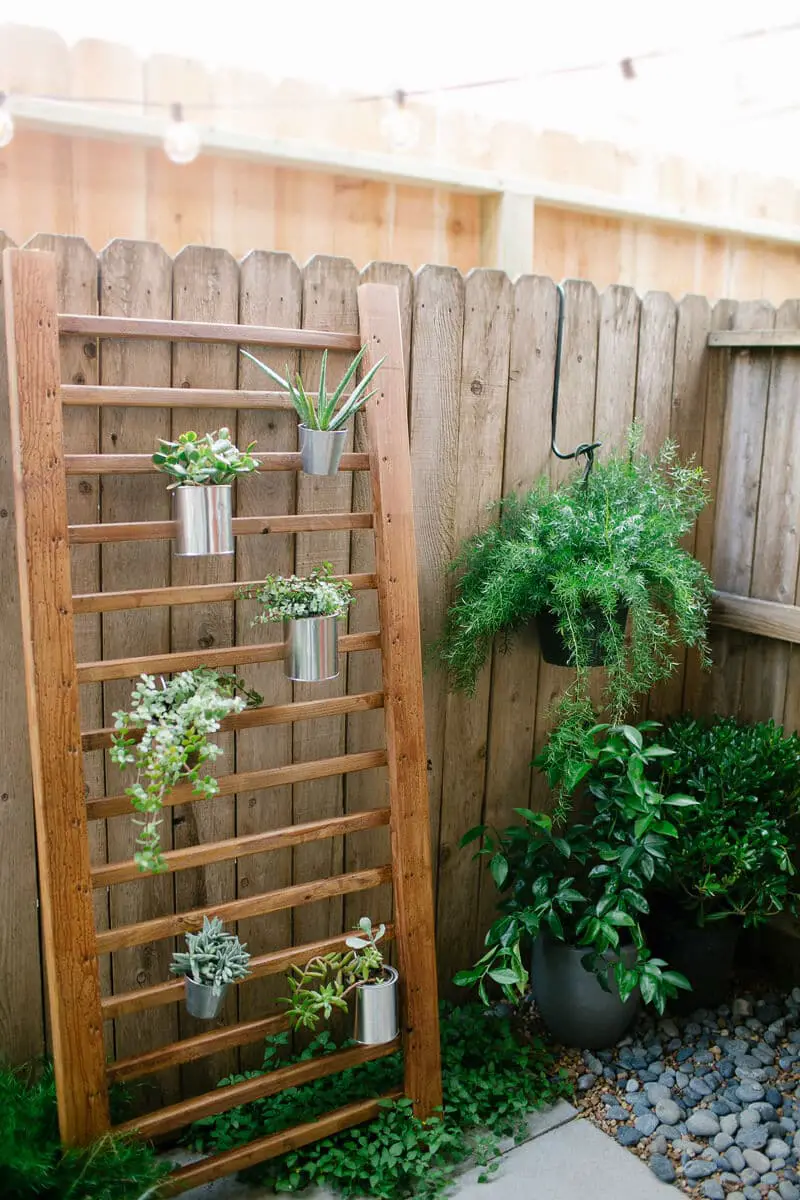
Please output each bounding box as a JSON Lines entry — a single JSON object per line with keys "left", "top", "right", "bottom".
{"left": 73, "top": 571, "right": 376, "bottom": 614}
{"left": 108, "top": 1013, "right": 289, "bottom": 1083}
{"left": 709, "top": 329, "right": 800, "bottom": 348}
{"left": 59, "top": 312, "right": 361, "bottom": 350}
{"left": 633, "top": 292, "right": 677, "bottom": 456}
{"left": 345, "top": 262, "right": 413, "bottom": 936}
{"left": 479, "top": 274, "right": 557, "bottom": 943}
{"left": 96, "top": 864, "right": 393, "bottom": 953}
{"left": 293, "top": 256, "right": 359, "bottom": 951}
{"left": 408, "top": 266, "right": 465, "bottom": 895}
{"left": 358, "top": 281, "right": 443, "bottom": 1117}
{"left": 163, "top": 1092, "right": 403, "bottom": 1194}
{"left": 64, "top": 451, "right": 369, "bottom": 473}
{"left": 436, "top": 269, "right": 513, "bottom": 987}
{"left": 102, "top": 926, "right": 396, "bottom": 1020}
{"left": 98, "top": 238, "right": 179, "bottom": 1111}
{"left": 68, "top": 511, "right": 372, "bottom": 543}
{"left": 712, "top": 592, "right": 800, "bottom": 643}
{"left": 0, "top": 235, "right": 45, "bottom": 1065}
{"left": 2, "top": 247, "right": 109, "bottom": 1142}
{"left": 63, "top": 384, "right": 303, "bottom": 408}
{"left": 593, "top": 285, "right": 641, "bottom": 451}
{"left": 234, "top": 249, "right": 301, "bottom": 1063}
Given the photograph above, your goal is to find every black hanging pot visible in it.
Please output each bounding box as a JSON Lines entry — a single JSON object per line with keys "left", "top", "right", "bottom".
{"left": 534, "top": 602, "right": 629, "bottom": 668}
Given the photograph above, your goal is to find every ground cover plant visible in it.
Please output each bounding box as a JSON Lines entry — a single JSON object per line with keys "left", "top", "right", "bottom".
{"left": 187, "top": 1004, "right": 570, "bottom": 1198}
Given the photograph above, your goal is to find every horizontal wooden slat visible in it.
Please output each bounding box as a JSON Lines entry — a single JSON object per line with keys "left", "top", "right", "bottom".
{"left": 96, "top": 864, "right": 393, "bottom": 953}
{"left": 101, "top": 926, "right": 396, "bottom": 1020}
{"left": 115, "top": 1039, "right": 399, "bottom": 1140}
{"left": 77, "top": 629, "right": 381, "bottom": 684}
{"left": 82, "top": 689, "right": 384, "bottom": 752}
{"left": 59, "top": 313, "right": 362, "bottom": 351}
{"left": 92, "top": 807, "right": 391, "bottom": 888}
{"left": 68, "top": 511, "right": 373, "bottom": 545}
{"left": 65, "top": 451, "right": 370, "bottom": 474}
{"left": 163, "top": 1091, "right": 403, "bottom": 1194}
{"left": 62, "top": 384, "right": 298, "bottom": 409}
{"left": 711, "top": 590, "right": 800, "bottom": 644}
{"left": 708, "top": 329, "right": 800, "bottom": 348}
{"left": 73, "top": 571, "right": 377, "bottom": 615}
{"left": 107, "top": 1013, "right": 289, "bottom": 1085}
{"left": 87, "top": 748, "right": 388, "bottom": 820}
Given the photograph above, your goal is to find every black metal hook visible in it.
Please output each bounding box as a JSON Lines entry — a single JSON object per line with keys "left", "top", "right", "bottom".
{"left": 550, "top": 282, "right": 601, "bottom": 483}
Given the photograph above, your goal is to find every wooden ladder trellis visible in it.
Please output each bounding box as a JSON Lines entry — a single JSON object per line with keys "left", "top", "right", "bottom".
{"left": 3, "top": 247, "right": 441, "bottom": 1192}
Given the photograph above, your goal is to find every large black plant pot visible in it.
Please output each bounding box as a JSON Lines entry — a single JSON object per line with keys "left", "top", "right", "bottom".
{"left": 531, "top": 935, "right": 639, "bottom": 1049}
{"left": 652, "top": 915, "right": 741, "bottom": 1012}
{"left": 534, "top": 603, "right": 629, "bottom": 668}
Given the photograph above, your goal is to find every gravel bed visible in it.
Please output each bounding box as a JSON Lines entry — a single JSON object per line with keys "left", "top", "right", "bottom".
{"left": 549, "top": 989, "right": 800, "bottom": 1199}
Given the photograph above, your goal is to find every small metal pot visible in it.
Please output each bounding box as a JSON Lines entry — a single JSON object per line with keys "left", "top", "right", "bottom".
{"left": 284, "top": 614, "right": 340, "bottom": 682}
{"left": 184, "top": 976, "right": 229, "bottom": 1020}
{"left": 299, "top": 425, "right": 347, "bottom": 475}
{"left": 354, "top": 966, "right": 399, "bottom": 1045}
{"left": 174, "top": 485, "right": 234, "bottom": 556}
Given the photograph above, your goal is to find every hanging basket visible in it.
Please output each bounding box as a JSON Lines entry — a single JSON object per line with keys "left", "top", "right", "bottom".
{"left": 353, "top": 966, "right": 399, "bottom": 1045}
{"left": 299, "top": 425, "right": 347, "bottom": 476}
{"left": 535, "top": 602, "right": 629, "bottom": 668}
{"left": 283, "top": 614, "right": 340, "bottom": 681}
{"left": 183, "top": 976, "right": 229, "bottom": 1020}
{"left": 173, "top": 485, "right": 234, "bottom": 556}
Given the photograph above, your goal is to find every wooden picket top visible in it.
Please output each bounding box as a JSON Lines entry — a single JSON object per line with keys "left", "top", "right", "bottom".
{"left": 3, "top": 246, "right": 441, "bottom": 1185}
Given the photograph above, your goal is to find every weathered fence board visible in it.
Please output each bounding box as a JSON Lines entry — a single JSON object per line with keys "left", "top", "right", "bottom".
{"left": 5, "top": 237, "right": 800, "bottom": 1051}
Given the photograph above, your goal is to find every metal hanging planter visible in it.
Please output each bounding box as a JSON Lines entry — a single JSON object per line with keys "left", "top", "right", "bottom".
{"left": 299, "top": 424, "right": 348, "bottom": 476}
{"left": 183, "top": 976, "right": 229, "bottom": 1020}
{"left": 353, "top": 966, "right": 399, "bottom": 1045}
{"left": 173, "top": 485, "right": 234, "bottom": 556}
{"left": 283, "top": 613, "right": 340, "bottom": 682}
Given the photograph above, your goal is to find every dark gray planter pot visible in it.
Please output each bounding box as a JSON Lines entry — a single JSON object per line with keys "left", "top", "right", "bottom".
{"left": 531, "top": 935, "right": 639, "bottom": 1049}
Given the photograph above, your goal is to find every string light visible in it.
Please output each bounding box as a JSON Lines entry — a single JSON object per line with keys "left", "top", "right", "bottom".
{"left": 380, "top": 90, "right": 419, "bottom": 152}
{"left": 0, "top": 93, "right": 14, "bottom": 149}
{"left": 163, "top": 102, "right": 201, "bottom": 165}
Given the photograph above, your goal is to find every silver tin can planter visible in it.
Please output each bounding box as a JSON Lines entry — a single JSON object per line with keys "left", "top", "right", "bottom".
{"left": 531, "top": 935, "right": 639, "bottom": 1049}
{"left": 184, "top": 976, "right": 229, "bottom": 1020}
{"left": 354, "top": 966, "right": 399, "bottom": 1045}
{"left": 284, "top": 614, "right": 340, "bottom": 682}
{"left": 174, "top": 484, "right": 234, "bottom": 556}
{"left": 299, "top": 425, "right": 347, "bottom": 475}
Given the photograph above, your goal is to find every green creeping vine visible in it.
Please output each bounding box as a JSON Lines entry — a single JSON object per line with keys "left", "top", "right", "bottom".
{"left": 110, "top": 669, "right": 262, "bottom": 873}
{"left": 187, "top": 1005, "right": 569, "bottom": 1198}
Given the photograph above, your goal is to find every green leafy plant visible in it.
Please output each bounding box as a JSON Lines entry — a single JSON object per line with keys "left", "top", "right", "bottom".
{"left": 244, "top": 561, "right": 354, "bottom": 622}
{"left": 655, "top": 714, "right": 800, "bottom": 927}
{"left": 110, "top": 669, "right": 262, "bottom": 873}
{"left": 240, "top": 346, "right": 384, "bottom": 431}
{"left": 0, "top": 1062, "right": 169, "bottom": 1199}
{"left": 187, "top": 1004, "right": 570, "bottom": 1198}
{"left": 455, "top": 723, "right": 694, "bottom": 1014}
{"left": 152, "top": 427, "right": 258, "bottom": 486}
{"left": 436, "top": 430, "right": 712, "bottom": 792}
{"left": 170, "top": 915, "right": 251, "bottom": 989}
{"left": 284, "top": 917, "right": 387, "bottom": 1031}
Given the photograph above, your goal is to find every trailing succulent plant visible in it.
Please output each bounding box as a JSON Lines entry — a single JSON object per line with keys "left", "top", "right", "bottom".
{"left": 110, "top": 669, "right": 262, "bottom": 873}
{"left": 153, "top": 427, "right": 258, "bottom": 486}
{"left": 240, "top": 346, "right": 384, "bottom": 432}
{"left": 170, "top": 916, "right": 251, "bottom": 990}
{"left": 284, "top": 917, "right": 388, "bottom": 1031}
{"left": 436, "top": 428, "right": 712, "bottom": 793}
{"left": 244, "top": 561, "right": 354, "bottom": 622}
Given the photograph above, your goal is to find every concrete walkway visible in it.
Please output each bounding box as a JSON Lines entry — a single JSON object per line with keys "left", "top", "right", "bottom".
{"left": 179, "top": 1101, "right": 672, "bottom": 1199}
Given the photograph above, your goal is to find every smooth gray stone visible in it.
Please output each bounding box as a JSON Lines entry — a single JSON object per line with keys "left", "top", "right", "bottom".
{"left": 702, "top": 1184, "right": 725, "bottom": 1200}
{"left": 605, "top": 1104, "right": 629, "bottom": 1121}
{"left": 714, "top": 1132, "right": 734, "bottom": 1151}
{"left": 691, "top": 1079, "right": 714, "bottom": 1098}
{"left": 675, "top": 1071, "right": 690, "bottom": 1089}
{"left": 578, "top": 1073, "right": 597, "bottom": 1091}
{"left": 721, "top": 1114, "right": 741, "bottom": 1136}
{"left": 743, "top": 1148, "right": 771, "bottom": 1174}
{"left": 655, "top": 1098, "right": 682, "bottom": 1126}
{"left": 625, "top": 1078, "right": 640, "bottom": 1094}
{"left": 780, "top": 1182, "right": 800, "bottom": 1200}
{"left": 649, "top": 1135, "right": 668, "bottom": 1156}
{"left": 645, "top": 1082, "right": 671, "bottom": 1105}
{"left": 766, "top": 1138, "right": 791, "bottom": 1158}
{"left": 738, "top": 1127, "right": 769, "bottom": 1150}
{"left": 649, "top": 1154, "right": 676, "bottom": 1184}
{"left": 684, "top": 1160, "right": 719, "bottom": 1180}
{"left": 635, "top": 1114, "right": 659, "bottom": 1137}
{"left": 617, "top": 1126, "right": 643, "bottom": 1147}
{"left": 740, "top": 1109, "right": 763, "bottom": 1130}
{"left": 726, "top": 1145, "right": 746, "bottom": 1172}
{"left": 743, "top": 1189, "right": 763, "bottom": 1200}
{"left": 687, "top": 1111, "right": 721, "bottom": 1137}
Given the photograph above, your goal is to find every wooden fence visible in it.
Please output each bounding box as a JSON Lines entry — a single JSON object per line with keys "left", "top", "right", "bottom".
{"left": 1, "top": 232, "right": 799, "bottom": 1083}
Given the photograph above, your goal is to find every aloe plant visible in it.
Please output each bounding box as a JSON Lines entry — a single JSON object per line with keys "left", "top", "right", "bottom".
{"left": 240, "top": 347, "right": 384, "bottom": 431}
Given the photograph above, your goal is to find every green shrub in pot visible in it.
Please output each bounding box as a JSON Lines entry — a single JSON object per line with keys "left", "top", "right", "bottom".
{"left": 436, "top": 430, "right": 712, "bottom": 793}
{"left": 656, "top": 714, "right": 800, "bottom": 927}
{"left": 455, "top": 723, "right": 694, "bottom": 1024}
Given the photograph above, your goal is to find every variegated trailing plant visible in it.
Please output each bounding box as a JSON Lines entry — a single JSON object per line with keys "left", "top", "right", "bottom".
{"left": 240, "top": 346, "right": 384, "bottom": 431}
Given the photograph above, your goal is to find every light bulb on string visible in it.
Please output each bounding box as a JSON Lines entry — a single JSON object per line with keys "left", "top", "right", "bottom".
{"left": 381, "top": 89, "right": 419, "bottom": 152}
{"left": 163, "top": 102, "right": 201, "bottom": 165}
{"left": 0, "top": 93, "right": 14, "bottom": 149}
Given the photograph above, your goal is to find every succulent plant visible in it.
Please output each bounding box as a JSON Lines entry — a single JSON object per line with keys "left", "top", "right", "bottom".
{"left": 153, "top": 427, "right": 258, "bottom": 487}
{"left": 170, "top": 916, "right": 251, "bottom": 990}
{"left": 240, "top": 346, "right": 384, "bottom": 432}
{"left": 243, "top": 562, "right": 354, "bottom": 622}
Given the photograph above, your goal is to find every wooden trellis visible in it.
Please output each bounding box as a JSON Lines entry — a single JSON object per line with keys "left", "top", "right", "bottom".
{"left": 3, "top": 247, "right": 441, "bottom": 1191}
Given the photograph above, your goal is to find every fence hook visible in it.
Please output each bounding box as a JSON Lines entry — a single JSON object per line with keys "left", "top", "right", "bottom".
{"left": 550, "top": 282, "right": 601, "bottom": 483}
